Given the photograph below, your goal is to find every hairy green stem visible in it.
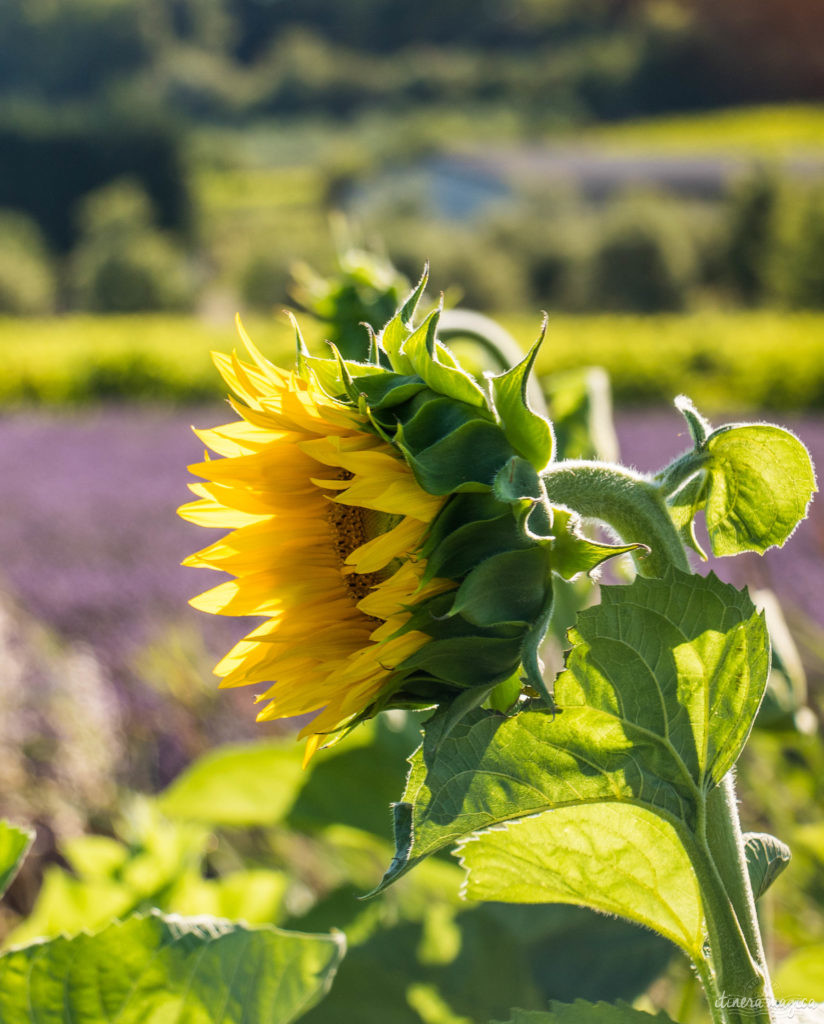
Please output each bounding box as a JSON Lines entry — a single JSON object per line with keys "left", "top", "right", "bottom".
{"left": 693, "top": 957, "right": 723, "bottom": 1024}
{"left": 541, "top": 461, "right": 689, "bottom": 576}
{"left": 543, "top": 456, "right": 776, "bottom": 1022}
{"left": 685, "top": 824, "right": 768, "bottom": 1024}
{"left": 704, "top": 776, "right": 775, "bottom": 1020}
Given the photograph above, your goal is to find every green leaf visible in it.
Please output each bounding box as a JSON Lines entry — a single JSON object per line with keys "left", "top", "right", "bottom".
{"left": 304, "top": 354, "right": 383, "bottom": 400}
{"left": 400, "top": 395, "right": 487, "bottom": 454}
{"left": 743, "top": 831, "right": 791, "bottom": 899}
{"left": 8, "top": 865, "right": 136, "bottom": 947}
{"left": 448, "top": 548, "right": 552, "bottom": 627}
{"left": 424, "top": 512, "right": 531, "bottom": 583}
{"left": 492, "top": 999, "right": 679, "bottom": 1024}
{"left": 549, "top": 508, "right": 642, "bottom": 581}
{"left": 400, "top": 419, "right": 517, "bottom": 494}
{"left": 375, "top": 569, "right": 769, "bottom": 892}
{"left": 287, "top": 717, "right": 421, "bottom": 838}
{"left": 661, "top": 409, "right": 817, "bottom": 558}
{"left": 666, "top": 471, "right": 709, "bottom": 559}
{"left": 703, "top": 423, "right": 817, "bottom": 555}
{"left": 459, "top": 802, "right": 705, "bottom": 959}
{"left": 774, "top": 946, "right": 824, "bottom": 1002}
{"left": 61, "top": 835, "right": 129, "bottom": 879}
{"left": 491, "top": 330, "right": 554, "bottom": 469}
{"left": 351, "top": 372, "right": 428, "bottom": 410}
{"left": 674, "top": 394, "right": 712, "bottom": 447}
{"left": 402, "top": 310, "right": 487, "bottom": 407}
{"left": 0, "top": 821, "right": 34, "bottom": 899}
{"left": 379, "top": 267, "right": 428, "bottom": 375}
{"left": 0, "top": 911, "right": 345, "bottom": 1024}
{"left": 169, "top": 869, "right": 289, "bottom": 924}
{"left": 487, "top": 673, "right": 522, "bottom": 714}
{"left": 493, "top": 456, "right": 542, "bottom": 503}
{"left": 401, "top": 635, "right": 524, "bottom": 687}
{"left": 490, "top": 906, "right": 672, "bottom": 1006}
{"left": 8, "top": 803, "right": 214, "bottom": 946}
{"left": 298, "top": 904, "right": 546, "bottom": 1024}
{"left": 158, "top": 740, "right": 305, "bottom": 826}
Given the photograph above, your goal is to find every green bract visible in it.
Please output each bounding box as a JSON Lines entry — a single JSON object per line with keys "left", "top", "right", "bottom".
{"left": 0, "top": 911, "right": 345, "bottom": 1024}
{"left": 0, "top": 819, "right": 33, "bottom": 899}
{"left": 298, "top": 270, "right": 638, "bottom": 716}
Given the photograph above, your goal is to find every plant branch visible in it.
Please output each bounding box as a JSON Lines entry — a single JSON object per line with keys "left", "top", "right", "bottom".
{"left": 541, "top": 461, "right": 690, "bottom": 576}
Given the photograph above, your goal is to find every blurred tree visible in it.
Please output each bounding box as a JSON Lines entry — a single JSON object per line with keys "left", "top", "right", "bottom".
{"left": 585, "top": 192, "right": 697, "bottom": 312}
{"left": 772, "top": 187, "right": 824, "bottom": 310}
{"left": 0, "top": 0, "right": 148, "bottom": 100}
{"left": 0, "top": 210, "right": 57, "bottom": 315}
{"left": 723, "top": 169, "right": 781, "bottom": 307}
{"left": 0, "top": 115, "right": 190, "bottom": 252}
{"left": 68, "top": 179, "right": 195, "bottom": 312}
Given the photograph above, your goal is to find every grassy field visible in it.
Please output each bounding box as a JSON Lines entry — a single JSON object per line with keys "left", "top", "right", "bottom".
{"left": 4, "top": 309, "right": 824, "bottom": 411}
{"left": 577, "top": 104, "right": 824, "bottom": 156}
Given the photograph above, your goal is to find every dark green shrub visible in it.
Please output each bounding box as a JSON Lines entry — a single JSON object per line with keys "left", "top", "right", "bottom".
{"left": 239, "top": 252, "right": 292, "bottom": 313}
{"left": 585, "top": 194, "right": 696, "bottom": 312}
{"left": 0, "top": 114, "right": 190, "bottom": 253}
{"left": 484, "top": 195, "right": 591, "bottom": 312}
{"left": 722, "top": 168, "right": 781, "bottom": 306}
{"left": 772, "top": 188, "right": 824, "bottom": 310}
{"left": 0, "top": 210, "right": 56, "bottom": 314}
{"left": 68, "top": 181, "right": 195, "bottom": 313}
{"left": 386, "top": 219, "right": 530, "bottom": 312}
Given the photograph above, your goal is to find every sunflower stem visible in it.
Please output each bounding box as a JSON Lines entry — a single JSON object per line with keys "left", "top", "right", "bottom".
{"left": 541, "top": 461, "right": 689, "bottom": 576}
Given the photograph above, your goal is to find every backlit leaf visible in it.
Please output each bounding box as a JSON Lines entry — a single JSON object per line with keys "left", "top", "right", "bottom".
{"left": 375, "top": 570, "right": 768, "bottom": 892}
{"left": 459, "top": 803, "right": 705, "bottom": 959}
{"left": 0, "top": 821, "right": 33, "bottom": 899}
{"left": 491, "top": 999, "right": 679, "bottom": 1024}
{"left": 774, "top": 946, "right": 824, "bottom": 1002}
{"left": 0, "top": 911, "right": 345, "bottom": 1024}
{"left": 743, "top": 831, "right": 791, "bottom": 899}
{"left": 703, "top": 423, "right": 817, "bottom": 555}
{"left": 664, "top": 400, "right": 816, "bottom": 558}
{"left": 491, "top": 332, "right": 554, "bottom": 469}
{"left": 158, "top": 740, "right": 305, "bottom": 826}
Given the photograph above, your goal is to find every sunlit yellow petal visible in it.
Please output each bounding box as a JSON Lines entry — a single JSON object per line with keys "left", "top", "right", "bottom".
{"left": 179, "top": 321, "right": 453, "bottom": 760}
{"left": 346, "top": 516, "right": 426, "bottom": 573}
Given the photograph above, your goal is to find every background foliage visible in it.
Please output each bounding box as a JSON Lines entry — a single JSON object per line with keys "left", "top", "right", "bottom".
{"left": 2, "top": 0, "right": 824, "bottom": 1020}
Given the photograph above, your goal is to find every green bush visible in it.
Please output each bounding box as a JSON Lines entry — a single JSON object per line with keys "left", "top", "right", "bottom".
{"left": 484, "top": 193, "right": 591, "bottom": 312}
{"left": 238, "top": 252, "right": 292, "bottom": 313}
{"left": 0, "top": 113, "right": 190, "bottom": 253}
{"left": 771, "top": 187, "right": 824, "bottom": 310}
{"left": 68, "top": 180, "right": 195, "bottom": 313}
{"left": 722, "top": 167, "right": 781, "bottom": 306}
{"left": 584, "top": 193, "right": 697, "bottom": 312}
{"left": 385, "top": 219, "right": 530, "bottom": 312}
{"left": 0, "top": 209, "right": 56, "bottom": 315}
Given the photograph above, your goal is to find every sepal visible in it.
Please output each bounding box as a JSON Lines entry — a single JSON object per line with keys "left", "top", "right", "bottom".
{"left": 491, "top": 319, "right": 554, "bottom": 469}
{"left": 402, "top": 305, "right": 487, "bottom": 408}
{"left": 447, "top": 547, "right": 553, "bottom": 628}
{"left": 550, "top": 507, "right": 646, "bottom": 581}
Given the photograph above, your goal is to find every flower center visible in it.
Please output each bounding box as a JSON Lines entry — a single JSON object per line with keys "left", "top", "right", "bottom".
{"left": 325, "top": 471, "right": 381, "bottom": 603}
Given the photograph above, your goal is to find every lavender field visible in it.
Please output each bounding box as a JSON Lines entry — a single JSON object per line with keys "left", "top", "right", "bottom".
{"left": 2, "top": 404, "right": 823, "bottom": 802}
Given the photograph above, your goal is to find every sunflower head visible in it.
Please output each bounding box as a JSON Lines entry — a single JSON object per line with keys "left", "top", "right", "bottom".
{"left": 181, "top": 269, "right": 634, "bottom": 757}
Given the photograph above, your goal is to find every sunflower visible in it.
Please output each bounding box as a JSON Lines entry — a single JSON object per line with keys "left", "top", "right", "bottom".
{"left": 181, "top": 274, "right": 637, "bottom": 758}
{"left": 179, "top": 323, "right": 456, "bottom": 760}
